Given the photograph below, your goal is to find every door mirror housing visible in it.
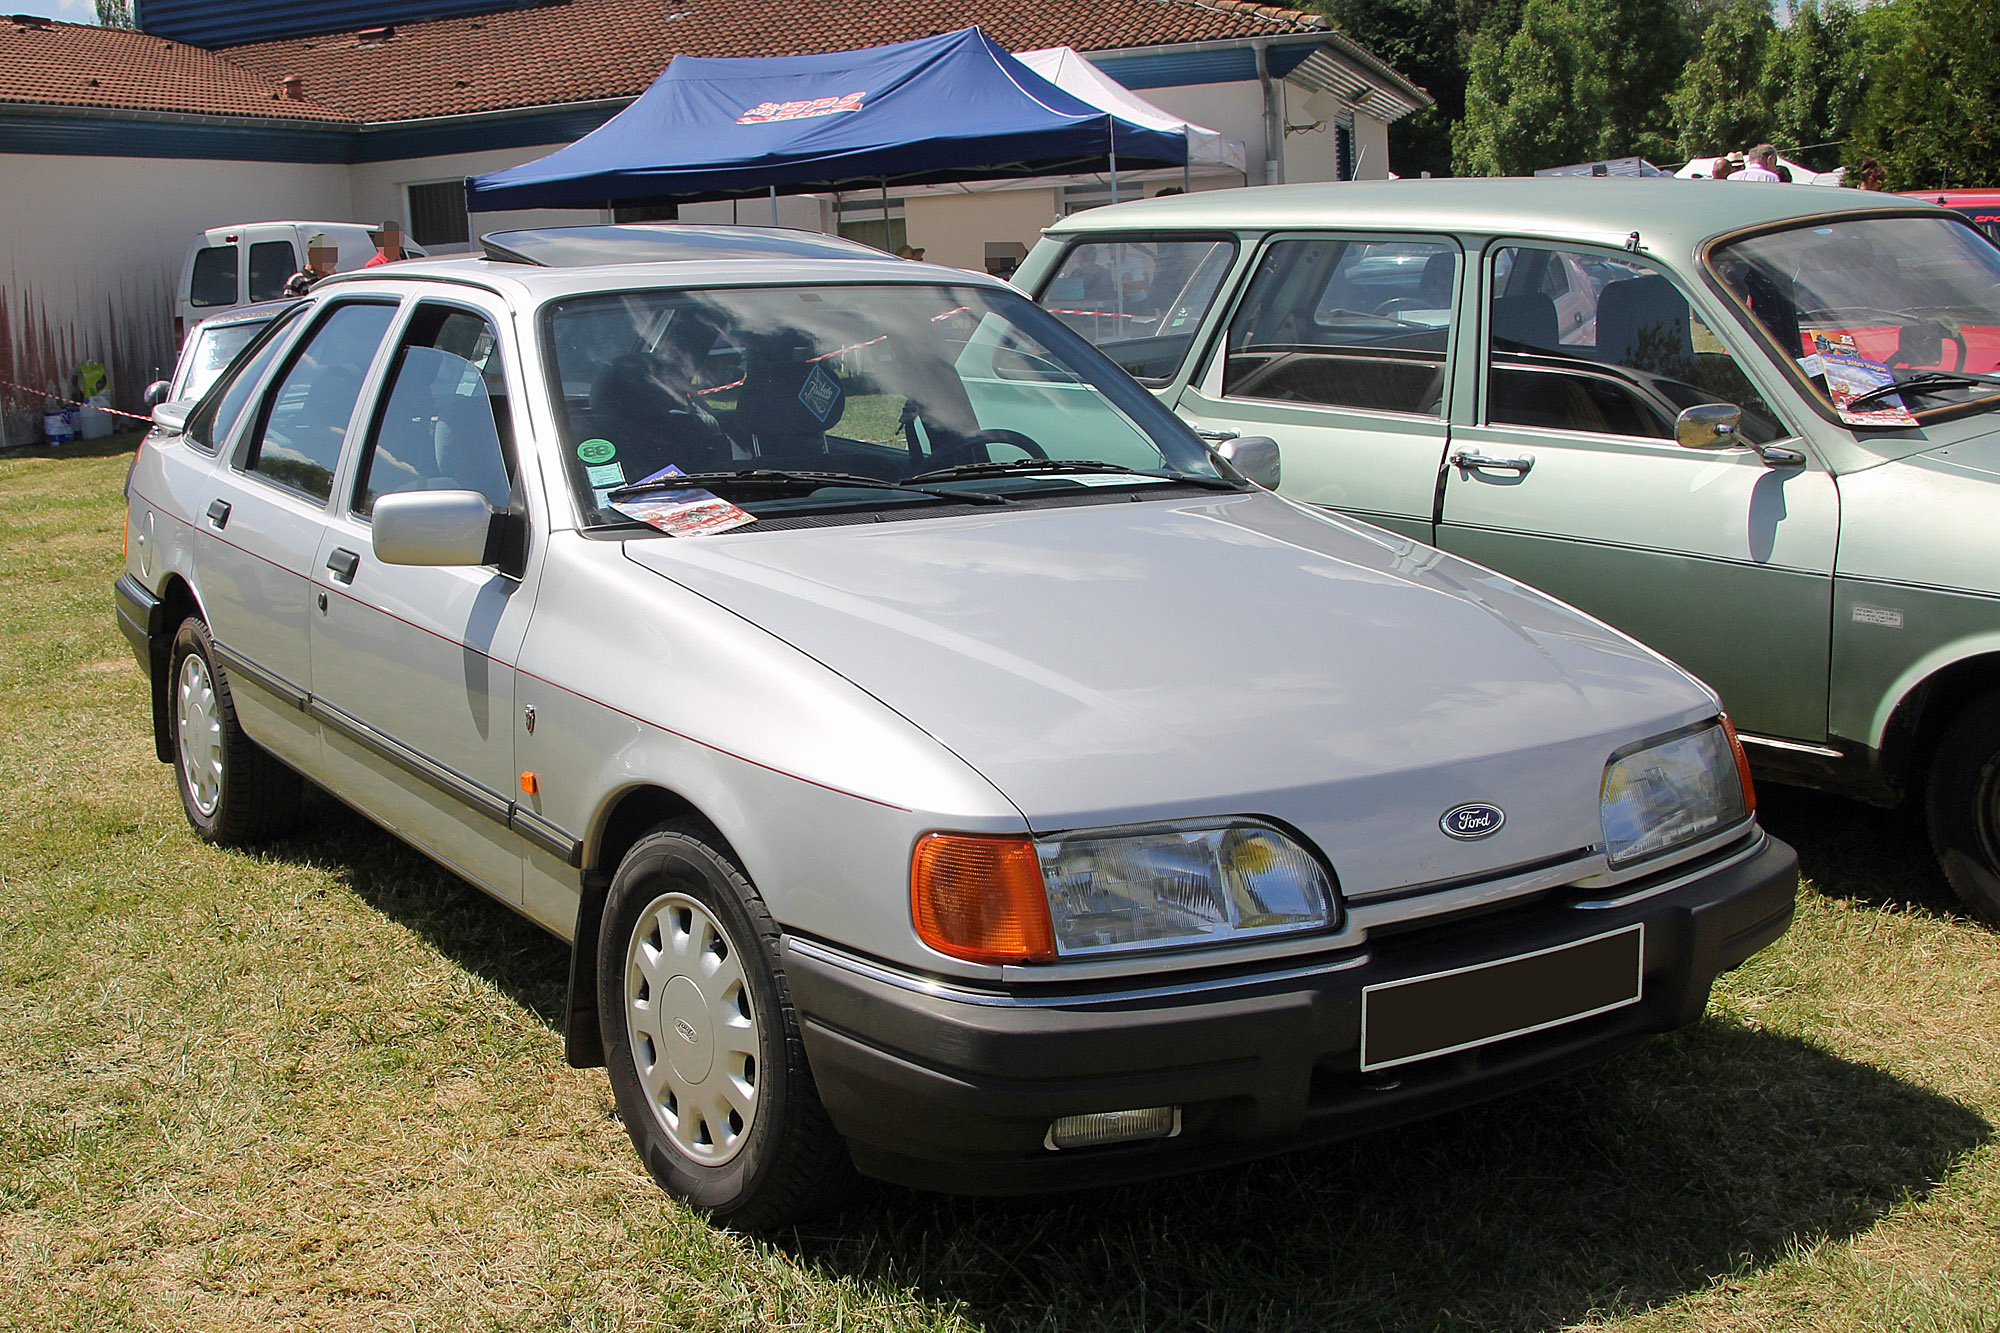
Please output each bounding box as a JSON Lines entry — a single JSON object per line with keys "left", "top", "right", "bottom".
{"left": 372, "top": 490, "right": 496, "bottom": 566}
{"left": 144, "top": 380, "right": 173, "bottom": 408}
{"left": 1675, "top": 403, "right": 1743, "bottom": 451}
{"left": 1214, "top": 435, "right": 1282, "bottom": 489}
{"left": 151, "top": 400, "right": 194, "bottom": 435}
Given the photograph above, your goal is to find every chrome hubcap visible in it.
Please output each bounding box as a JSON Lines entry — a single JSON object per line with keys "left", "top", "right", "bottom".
{"left": 625, "top": 891, "right": 760, "bottom": 1167}
{"left": 176, "top": 652, "right": 224, "bottom": 818}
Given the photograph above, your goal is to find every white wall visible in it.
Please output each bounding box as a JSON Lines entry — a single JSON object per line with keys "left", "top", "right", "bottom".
{"left": 1352, "top": 112, "right": 1392, "bottom": 181}
{"left": 0, "top": 154, "right": 351, "bottom": 447}
{"left": 349, "top": 144, "right": 605, "bottom": 251}
{"left": 903, "top": 188, "right": 1059, "bottom": 272}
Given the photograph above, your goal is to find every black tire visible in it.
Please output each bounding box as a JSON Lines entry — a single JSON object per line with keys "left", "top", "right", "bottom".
{"left": 597, "top": 820, "right": 854, "bottom": 1229}
{"left": 168, "top": 617, "right": 301, "bottom": 845}
{"left": 1925, "top": 692, "right": 2000, "bottom": 928}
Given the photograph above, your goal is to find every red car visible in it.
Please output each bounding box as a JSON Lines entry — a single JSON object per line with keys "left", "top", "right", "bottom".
{"left": 1902, "top": 189, "right": 2000, "bottom": 244}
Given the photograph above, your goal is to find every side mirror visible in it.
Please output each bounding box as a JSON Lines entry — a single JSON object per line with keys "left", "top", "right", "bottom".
{"left": 373, "top": 490, "right": 495, "bottom": 566}
{"left": 151, "top": 400, "right": 193, "bottom": 435}
{"left": 143, "top": 380, "right": 172, "bottom": 408}
{"left": 1676, "top": 403, "right": 1743, "bottom": 451}
{"left": 1215, "top": 434, "right": 1281, "bottom": 489}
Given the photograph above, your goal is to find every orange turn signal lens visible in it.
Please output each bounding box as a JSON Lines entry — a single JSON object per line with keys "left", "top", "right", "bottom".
{"left": 1719, "top": 714, "right": 1756, "bottom": 814}
{"left": 910, "top": 833, "right": 1055, "bottom": 964}
{"left": 519, "top": 771, "right": 539, "bottom": 796}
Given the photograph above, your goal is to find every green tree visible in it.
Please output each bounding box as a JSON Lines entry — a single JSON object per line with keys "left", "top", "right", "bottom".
{"left": 1453, "top": 0, "right": 1693, "bottom": 175}
{"left": 1849, "top": 0, "right": 2000, "bottom": 189}
{"left": 1315, "top": 0, "right": 1467, "bottom": 176}
{"left": 1764, "top": 0, "right": 1866, "bottom": 173}
{"left": 1670, "top": 0, "right": 1776, "bottom": 161}
{"left": 93, "top": 0, "right": 134, "bottom": 28}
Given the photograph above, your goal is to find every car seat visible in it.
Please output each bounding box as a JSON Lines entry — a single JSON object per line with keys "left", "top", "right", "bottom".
{"left": 731, "top": 335, "right": 847, "bottom": 466}
{"left": 589, "top": 351, "right": 728, "bottom": 477}
{"left": 1594, "top": 275, "right": 1695, "bottom": 377}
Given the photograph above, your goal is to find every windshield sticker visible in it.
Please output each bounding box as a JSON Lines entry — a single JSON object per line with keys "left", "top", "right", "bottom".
{"left": 611, "top": 465, "right": 755, "bottom": 537}
{"left": 798, "top": 363, "right": 843, "bottom": 422}
{"left": 1798, "top": 353, "right": 1824, "bottom": 378}
{"left": 577, "top": 438, "right": 617, "bottom": 464}
{"left": 1815, "top": 335, "right": 1919, "bottom": 426}
{"left": 737, "top": 92, "right": 866, "bottom": 124}
{"left": 585, "top": 461, "right": 626, "bottom": 488}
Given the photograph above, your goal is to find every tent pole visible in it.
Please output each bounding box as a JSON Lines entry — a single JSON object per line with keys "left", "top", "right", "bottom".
{"left": 1108, "top": 117, "right": 1118, "bottom": 204}
{"left": 881, "top": 179, "right": 889, "bottom": 252}
{"left": 770, "top": 185, "right": 778, "bottom": 225}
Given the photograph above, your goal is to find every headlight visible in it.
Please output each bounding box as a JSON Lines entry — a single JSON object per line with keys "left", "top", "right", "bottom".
{"left": 912, "top": 822, "right": 1337, "bottom": 963}
{"left": 1600, "top": 720, "right": 1750, "bottom": 867}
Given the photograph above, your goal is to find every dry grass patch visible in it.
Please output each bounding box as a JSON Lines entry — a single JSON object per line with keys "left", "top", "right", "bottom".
{"left": 0, "top": 436, "right": 1995, "bottom": 1331}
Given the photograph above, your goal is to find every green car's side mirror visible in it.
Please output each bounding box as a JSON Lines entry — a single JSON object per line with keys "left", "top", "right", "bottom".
{"left": 1675, "top": 403, "right": 1742, "bottom": 451}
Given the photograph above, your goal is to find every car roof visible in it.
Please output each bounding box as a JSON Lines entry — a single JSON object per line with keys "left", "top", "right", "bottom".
{"left": 1042, "top": 178, "right": 1952, "bottom": 258}
{"left": 479, "top": 223, "right": 890, "bottom": 267}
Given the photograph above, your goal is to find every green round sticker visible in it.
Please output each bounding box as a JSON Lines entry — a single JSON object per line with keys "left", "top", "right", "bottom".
{"left": 577, "top": 438, "right": 617, "bottom": 465}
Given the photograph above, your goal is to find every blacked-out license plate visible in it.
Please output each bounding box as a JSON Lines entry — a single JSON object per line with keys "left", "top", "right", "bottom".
{"left": 1359, "top": 924, "right": 1644, "bottom": 1072}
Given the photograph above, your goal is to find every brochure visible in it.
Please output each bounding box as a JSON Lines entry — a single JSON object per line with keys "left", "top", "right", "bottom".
{"left": 1811, "top": 333, "right": 1918, "bottom": 426}
{"left": 609, "top": 465, "right": 756, "bottom": 537}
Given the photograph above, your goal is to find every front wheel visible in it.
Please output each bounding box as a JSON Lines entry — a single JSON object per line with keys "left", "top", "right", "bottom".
{"left": 169, "top": 617, "right": 299, "bottom": 845}
{"left": 597, "top": 821, "right": 853, "bottom": 1228}
{"left": 1925, "top": 693, "right": 2000, "bottom": 927}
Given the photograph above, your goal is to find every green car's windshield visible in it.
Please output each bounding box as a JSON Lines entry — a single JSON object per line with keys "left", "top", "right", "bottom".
{"left": 542, "top": 282, "right": 1224, "bottom": 527}
{"left": 1711, "top": 214, "right": 2000, "bottom": 421}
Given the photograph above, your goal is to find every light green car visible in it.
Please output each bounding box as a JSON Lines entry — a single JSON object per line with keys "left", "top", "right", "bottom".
{"left": 1019, "top": 178, "right": 2000, "bottom": 925}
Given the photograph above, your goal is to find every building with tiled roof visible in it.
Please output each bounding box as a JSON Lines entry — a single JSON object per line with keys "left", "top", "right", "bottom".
{"left": 1, "top": 0, "right": 1427, "bottom": 444}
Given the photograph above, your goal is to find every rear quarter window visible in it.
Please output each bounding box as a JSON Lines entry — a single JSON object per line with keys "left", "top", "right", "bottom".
{"left": 189, "top": 245, "right": 238, "bottom": 308}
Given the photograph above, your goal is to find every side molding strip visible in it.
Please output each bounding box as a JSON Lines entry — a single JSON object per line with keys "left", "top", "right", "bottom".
{"left": 214, "top": 642, "right": 585, "bottom": 868}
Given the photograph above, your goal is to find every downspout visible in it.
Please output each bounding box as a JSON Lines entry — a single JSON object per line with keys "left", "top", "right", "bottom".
{"left": 1254, "top": 38, "right": 1282, "bottom": 186}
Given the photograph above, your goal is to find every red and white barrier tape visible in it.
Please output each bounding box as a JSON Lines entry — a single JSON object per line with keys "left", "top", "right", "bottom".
{"left": 1, "top": 378, "right": 155, "bottom": 425}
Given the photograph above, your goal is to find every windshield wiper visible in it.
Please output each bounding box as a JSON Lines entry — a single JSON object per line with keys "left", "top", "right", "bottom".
{"left": 905, "top": 458, "right": 1241, "bottom": 490}
{"left": 609, "top": 468, "right": 1010, "bottom": 506}
{"left": 1846, "top": 371, "right": 2000, "bottom": 410}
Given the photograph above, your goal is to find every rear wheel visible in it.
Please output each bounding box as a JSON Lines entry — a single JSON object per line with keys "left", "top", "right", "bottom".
{"left": 1925, "top": 692, "right": 2000, "bottom": 927}
{"left": 597, "top": 820, "right": 853, "bottom": 1229}
{"left": 169, "top": 617, "right": 300, "bottom": 845}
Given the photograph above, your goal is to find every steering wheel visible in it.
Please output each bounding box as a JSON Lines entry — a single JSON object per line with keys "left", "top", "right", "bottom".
{"left": 965, "top": 428, "right": 1048, "bottom": 461}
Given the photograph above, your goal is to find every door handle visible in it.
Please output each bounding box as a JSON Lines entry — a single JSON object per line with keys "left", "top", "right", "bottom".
{"left": 1450, "top": 450, "right": 1535, "bottom": 476}
{"left": 205, "top": 499, "right": 231, "bottom": 529}
{"left": 326, "top": 547, "right": 360, "bottom": 585}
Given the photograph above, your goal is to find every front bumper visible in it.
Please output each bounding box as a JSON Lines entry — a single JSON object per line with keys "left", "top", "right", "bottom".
{"left": 785, "top": 829, "right": 1797, "bottom": 1194}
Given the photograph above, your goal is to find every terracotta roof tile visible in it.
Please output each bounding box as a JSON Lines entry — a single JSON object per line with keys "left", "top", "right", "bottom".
{"left": 0, "top": 14, "right": 351, "bottom": 121}
{"left": 219, "top": 0, "right": 1330, "bottom": 123}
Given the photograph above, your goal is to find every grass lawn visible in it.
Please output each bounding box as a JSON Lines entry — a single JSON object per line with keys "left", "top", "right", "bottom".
{"left": 1, "top": 434, "right": 1996, "bottom": 1332}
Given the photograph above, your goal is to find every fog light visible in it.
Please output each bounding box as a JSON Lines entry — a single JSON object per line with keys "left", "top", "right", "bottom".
{"left": 1044, "top": 1106, "right": 1180, "bottom": 1150}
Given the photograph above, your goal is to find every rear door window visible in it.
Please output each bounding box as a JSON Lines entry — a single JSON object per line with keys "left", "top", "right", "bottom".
{"left": 248, "top": 241, "right": 297, "bottom": 304}
{"left": 1223, "top": 237, "right": 1457, "bottom": 416}
{"left": 189, "top": 245, "right": 238, "bottom": 308}
{"left": 243, "top": 303, "right": 398, "bottom": 501}
{"left": 1038, "top": 237, "right": 1234, "bottom": 384}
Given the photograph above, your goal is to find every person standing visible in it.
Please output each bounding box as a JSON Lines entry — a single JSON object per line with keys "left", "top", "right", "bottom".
{"left": 1735, "top": 145, "right": 1783, "bottom": 182}
{"left": 365, "top": 220, "right": 404, "bottom": 267}
{"left": 283, "top": 233, "right": 338, "bottom": 295}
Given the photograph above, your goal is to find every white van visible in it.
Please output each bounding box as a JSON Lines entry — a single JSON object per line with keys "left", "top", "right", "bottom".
{"left": 174, "top": 221, "right": 425, "bottom": 342}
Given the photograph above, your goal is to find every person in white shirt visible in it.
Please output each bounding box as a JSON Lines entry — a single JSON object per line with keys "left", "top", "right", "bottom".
{"left": 1735, "top": 144, "right": 1783, "bottom": 182}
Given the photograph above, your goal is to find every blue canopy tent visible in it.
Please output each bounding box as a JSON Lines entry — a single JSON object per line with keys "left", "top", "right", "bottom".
{"left": 465, "top": 27, "right": 1189, "bottom": 213}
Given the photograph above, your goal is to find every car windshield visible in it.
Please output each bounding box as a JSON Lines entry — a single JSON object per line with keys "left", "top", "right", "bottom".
{"left": 543, "top": 282, "right": 1223, "bottom": 527}
{"left": 176, "top": 319, "right": 270, "bottom": 402}
{"left": 1710, "top": 214, "right": 2000, "bottom": 420}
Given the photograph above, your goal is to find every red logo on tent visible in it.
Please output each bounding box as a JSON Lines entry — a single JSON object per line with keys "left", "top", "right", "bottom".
{"left": 737, "top": 91, "right": 867, "bottom": 124}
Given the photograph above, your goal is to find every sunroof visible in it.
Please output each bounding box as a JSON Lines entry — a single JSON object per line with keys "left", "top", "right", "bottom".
{"left": 480, "top": 224, "right": 890, "bottom": 267}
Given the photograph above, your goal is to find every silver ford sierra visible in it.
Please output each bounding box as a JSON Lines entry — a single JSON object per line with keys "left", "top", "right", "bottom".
{"left": 117, "top": 224, "right": 1797, "bottom": 1228}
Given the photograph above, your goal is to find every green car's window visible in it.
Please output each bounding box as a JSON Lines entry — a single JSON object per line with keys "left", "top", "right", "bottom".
{"left": 355, "top": 305, "right": 514, "bottom": 516}
{"left": 243, "top": 303, "right": 396, "bottom": 501}
{"left": 1039, "top": 238, "right": 1234, "bottom": 384}
{"left": 1223, "top": 237, "right": 1456, "bottom": 417}
{"left": 1484, "top": 246, "right": 1785, "bottom": 444}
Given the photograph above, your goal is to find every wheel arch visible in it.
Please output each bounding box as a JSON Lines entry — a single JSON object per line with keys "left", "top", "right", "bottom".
{"left": 148, "top": 574, "right": 204, "bottom": 763}
{"left": 563, "top": 781, "right": 740, "bottom": 1070}
{"left": 1873, "top": 647, "right": 2000, "bottom": 795}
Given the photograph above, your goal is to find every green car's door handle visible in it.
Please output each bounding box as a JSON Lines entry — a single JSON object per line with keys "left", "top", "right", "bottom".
{"left": 1451, "top": 450, "right": 1535, "bottom": 476}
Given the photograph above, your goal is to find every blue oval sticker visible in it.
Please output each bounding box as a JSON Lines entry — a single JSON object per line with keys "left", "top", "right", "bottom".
{"left": 1440, "top": 803, "right": 1505, "bottom": 840}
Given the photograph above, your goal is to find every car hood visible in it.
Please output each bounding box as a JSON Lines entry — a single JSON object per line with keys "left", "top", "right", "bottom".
{"left": 623, "top": 492, "right": 1716, "bottom": 894}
